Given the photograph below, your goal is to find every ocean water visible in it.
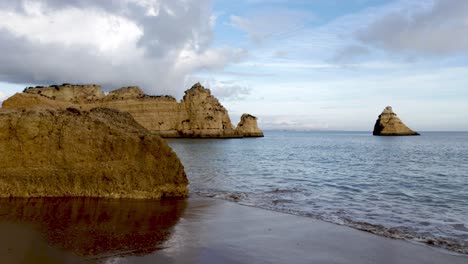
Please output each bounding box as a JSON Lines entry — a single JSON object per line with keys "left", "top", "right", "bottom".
{"left": 167, "top": 131, "right": 468, "bottom": 253}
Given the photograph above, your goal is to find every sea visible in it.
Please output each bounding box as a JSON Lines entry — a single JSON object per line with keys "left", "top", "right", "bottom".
{"left": 167, "top": 131, "right": 468, "bottom": 253}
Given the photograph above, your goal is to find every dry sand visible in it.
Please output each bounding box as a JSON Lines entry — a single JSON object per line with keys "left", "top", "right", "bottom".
{"left": 0, "top": 196, "right": 466, "bottom": 264}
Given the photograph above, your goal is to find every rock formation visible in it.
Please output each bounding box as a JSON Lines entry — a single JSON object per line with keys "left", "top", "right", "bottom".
{"left": 0, "top": 107, "right": 188, "bottom": 198}
{"left": 373, "top": 106, "right": 420, "bottom": 136}
{"left": 236, "top": 114, "right": 264, "bottom": 137}
{"left": 3, "top": 83, "right": 264, "bottom": 138}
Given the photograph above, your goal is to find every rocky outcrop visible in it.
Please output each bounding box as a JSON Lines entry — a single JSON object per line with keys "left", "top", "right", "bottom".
{"left": 373, "top": 106, "right": 420, "bottom": 136}
{"left": 0, "top": 108, "right": 188, "bottom": 198}
{"left": 178, "top": 83, "right": 239, "bottom": 137}
{"left": 236, "top": 114, "right": 264, "bottom": 137}
{"left": 107, "top": 86, "right": 145, "bottom": 100}
{"left": 3, "top": 83, "right": 264, "bottom": 138}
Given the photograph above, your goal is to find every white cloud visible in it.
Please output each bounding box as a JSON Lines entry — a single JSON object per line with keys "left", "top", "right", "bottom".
{"left": 0, "top": 0, "right": 243, "bottom": 97}
{"left": 0, "top": 3, "right": 142, "bottom": 55}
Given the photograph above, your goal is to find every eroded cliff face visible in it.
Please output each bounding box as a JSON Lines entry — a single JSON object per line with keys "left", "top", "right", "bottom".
{"left": 3, "top": 83, "right": 264, "bottom": 138}
{"left": 236, "top": 114, "right": 264, "bottom": 137}
{"left": 373, "top": 106, "right": 419, "bottom": 136}
{"left": 0, "top": 108, "right": 188, "bottom": 198}
{"left": 179, "top": 83, "right": 239, "bottom": 137}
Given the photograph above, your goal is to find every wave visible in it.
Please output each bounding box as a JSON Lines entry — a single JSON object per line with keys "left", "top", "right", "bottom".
{"left": 193, "top": 190, "right": 468, "bottom": 255}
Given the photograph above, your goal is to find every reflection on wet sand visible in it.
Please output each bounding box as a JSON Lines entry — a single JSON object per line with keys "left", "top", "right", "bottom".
{"left": 0, "top": 198, "right": 186, "bottom": 262}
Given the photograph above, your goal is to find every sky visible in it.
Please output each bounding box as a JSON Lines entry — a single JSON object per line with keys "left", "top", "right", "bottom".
{"left": 0, "top": 0, "right": 467, "bottom": 131}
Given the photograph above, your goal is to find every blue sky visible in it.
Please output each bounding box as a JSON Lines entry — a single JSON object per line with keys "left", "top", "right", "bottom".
{"left": 0, "top": 0, "right": 467, "bottom": 131}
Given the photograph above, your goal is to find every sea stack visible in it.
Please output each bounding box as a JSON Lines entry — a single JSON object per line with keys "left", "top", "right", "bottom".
{"left": 373, "top": 106, "right": 419, "bottom": 136}
{"left": 236, "top": 114, "right": 264, "bottom": 137}
{"left": 0, "top": 108, "right": 188, "bottom": 198}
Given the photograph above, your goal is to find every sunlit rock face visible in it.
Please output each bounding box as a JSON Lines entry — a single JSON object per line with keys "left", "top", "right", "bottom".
{"left": 0, "top": 107, "right": 188, "bottom": 198}
{"left": 3, "top": 83, "right": 264, "bottom": 138}
{"left": 236, "top": 114, "right": 264, "bottom": 137}
{"left": 373, "top": 106, "right": 420, "bottom": 136}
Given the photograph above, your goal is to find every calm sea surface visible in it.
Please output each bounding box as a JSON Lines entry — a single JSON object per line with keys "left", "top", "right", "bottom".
{"left": 167, "top": 131, "right": 468, "bottom": 252}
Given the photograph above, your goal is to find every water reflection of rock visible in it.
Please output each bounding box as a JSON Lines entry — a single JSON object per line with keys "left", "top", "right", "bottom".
{"left": 0, "top": 198, "right": 186, "bottom": 259}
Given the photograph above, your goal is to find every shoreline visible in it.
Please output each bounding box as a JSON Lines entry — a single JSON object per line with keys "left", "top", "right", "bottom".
{"left": 1, "top": 195, "right": 467, "bottom": 263}
{"left": 193, "top": 192, "right": 468, "bottom": 255}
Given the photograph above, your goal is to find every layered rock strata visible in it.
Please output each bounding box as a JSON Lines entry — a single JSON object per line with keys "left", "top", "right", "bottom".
{"left": 0, "top": 108, "right": 188, "bottom": 198}
{"left": 4, "top": 83, "right": 264, "bottom": 138}
{"left": 373, "top": 106, "right": 420, "bottom": 136}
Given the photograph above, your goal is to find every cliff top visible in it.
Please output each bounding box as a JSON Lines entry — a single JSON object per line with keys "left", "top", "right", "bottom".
{"left": 184, "top": 82, "right": 212, "bottom": 96}
{"left": 24, "top": 83, "right": 101, "bottom": 92}
{"left": 241, "top": 113, "right": 258, "bottom": 119}
{"left": 21, "top": 83, "right": 199, "bottom": 102}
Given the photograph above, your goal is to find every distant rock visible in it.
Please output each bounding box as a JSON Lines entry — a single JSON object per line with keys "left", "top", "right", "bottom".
{"left": 107, "top": 86, "right": 145, "bottom": 100}
{"left": 236, "top": 114, "right": 264, "bottom": 137}
{"left": 3, "top": 83, "right": 264, "bottom": 138}
{"left": 0, "top": 108, "right": 188, "bottom": 198}
{"left": 373, "top": 106, "right": 420, "bottom": 136}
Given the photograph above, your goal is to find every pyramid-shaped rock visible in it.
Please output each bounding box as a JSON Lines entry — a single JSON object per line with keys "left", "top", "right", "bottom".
{"left": 373, "top": 106, "right": 419, "bottom": 136}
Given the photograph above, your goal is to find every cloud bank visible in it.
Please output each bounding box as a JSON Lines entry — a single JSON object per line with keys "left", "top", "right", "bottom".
{"left": 356, "top": 0, "right": 468, "bottom": 56}
{"left": 0, "top": 0, "right": 245, "bottom": 96}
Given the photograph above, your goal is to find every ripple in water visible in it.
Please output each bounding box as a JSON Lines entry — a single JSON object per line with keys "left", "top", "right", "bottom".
{"left": 168, "top": 131, "right": 468, "bottom": 254}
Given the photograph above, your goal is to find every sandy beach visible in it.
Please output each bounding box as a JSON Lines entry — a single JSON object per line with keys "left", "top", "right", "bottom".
{"left": 0, "top": 196, "right": 466, "bottom": 264}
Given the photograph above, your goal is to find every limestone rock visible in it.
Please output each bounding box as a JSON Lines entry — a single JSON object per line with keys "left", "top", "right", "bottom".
{"left": 2, "top": 92, "right": 74, "bottom": 110}
{"left": 179, "top": 83, "right": 239, "bottom": 137}
{"left": 236, "top": 114, "right": 264, "bottom": 137}
{"left": 107, "top": 86, "right": 145, "bottom": 100}
{"left": 3, "top": 83, "right": 263, "bottom": 138}
{"left": 373, "top": 106, "right": 420, "bottom": 136}
{"left": 0, "top": 108, "right": 188, "bottom": 198}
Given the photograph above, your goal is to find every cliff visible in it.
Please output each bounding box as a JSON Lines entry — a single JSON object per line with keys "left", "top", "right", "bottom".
{"left": 373, "top": 106, "right": 420, "bottom": 136}
{"left": 0, "top": 107, "right": 188, "bottom": 198}
{"left": 4, "top": 83, "right": 264, "bottom": 138}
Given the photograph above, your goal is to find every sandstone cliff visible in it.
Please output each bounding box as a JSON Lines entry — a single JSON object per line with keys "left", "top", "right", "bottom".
{"left": 373, "top": 106, "right": 420, "bottom": 136}
{"left": 4, "top": 83, "right": 264, "bottom": 138}
{"left": 236, "top": 114, "right": 264, "bottom": 137}
{"left": 0, "top": 108, "right": 188, "bottom": 198}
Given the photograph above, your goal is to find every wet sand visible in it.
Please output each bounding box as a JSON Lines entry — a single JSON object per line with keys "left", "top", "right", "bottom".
{"left": 0, "top": 196, "right": 467, "bottom": 264}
